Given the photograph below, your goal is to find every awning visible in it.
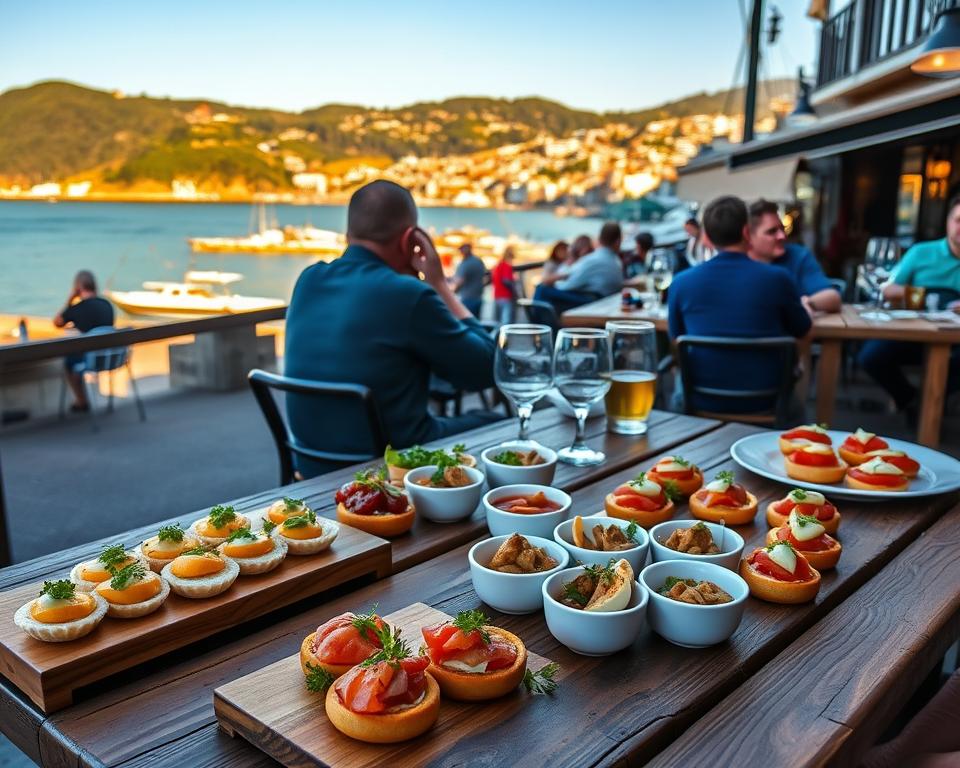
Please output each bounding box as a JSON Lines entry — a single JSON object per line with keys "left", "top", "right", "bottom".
{"left": 675, "top": 157, "right": 798, "bottom": 207}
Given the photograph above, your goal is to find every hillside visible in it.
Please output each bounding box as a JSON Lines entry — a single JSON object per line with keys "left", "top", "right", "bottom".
{"left": 0, "top": 79, "right": 793, "bottom": 193}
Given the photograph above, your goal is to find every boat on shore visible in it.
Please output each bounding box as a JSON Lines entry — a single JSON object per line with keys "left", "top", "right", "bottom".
{"left": 107, "top": 271, "right": 285, "bottom": 318}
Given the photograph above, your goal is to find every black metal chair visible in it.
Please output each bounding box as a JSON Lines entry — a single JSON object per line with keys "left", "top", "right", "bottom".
{"left": 517, "top": 298, "right": 560, "bottom": 332}
{"left": 248, "top": 369, "right": 387, "bottom": 484}
{"left": 676, "top": 335, "right": 798, "bottom": 427}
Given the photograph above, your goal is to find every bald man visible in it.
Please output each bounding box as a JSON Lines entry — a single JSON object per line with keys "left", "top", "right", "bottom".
{"left": 284, "top": 180, "right": 499, "bottom": 477}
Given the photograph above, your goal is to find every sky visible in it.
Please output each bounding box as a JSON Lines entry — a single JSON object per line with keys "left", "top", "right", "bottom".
{"left": 0, "top": 0, "right": 820, "bottom": 113}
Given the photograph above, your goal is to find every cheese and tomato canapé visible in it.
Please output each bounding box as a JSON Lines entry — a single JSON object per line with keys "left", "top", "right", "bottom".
{"left": 745, "top": 542, "right": 816, "bottom": 583}
{"left": 847, "top": 457, "right": 909, "bottom": 487}
{"left": 788, "top": 443, "right": 842, "bottom": 466}
{"left": 771, "top": 489, "right": 837, "bottom": 523}
{"left": 840, "top": 428, "right": 888, "bottom": 455}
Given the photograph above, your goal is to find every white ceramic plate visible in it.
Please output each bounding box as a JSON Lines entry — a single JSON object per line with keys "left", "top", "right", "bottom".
{"left": 730, "top": 430, "right": 960, "bottom": 500}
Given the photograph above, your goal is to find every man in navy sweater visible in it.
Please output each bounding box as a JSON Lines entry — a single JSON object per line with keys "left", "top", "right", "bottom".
{"left": 284, "top": 180, "right": 499, "bottom": 477}
{"left": 668, "top": 195, "right": 812, "bottom": 415}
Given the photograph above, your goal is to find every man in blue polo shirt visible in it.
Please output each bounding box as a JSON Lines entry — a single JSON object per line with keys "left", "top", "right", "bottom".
{"left": 534, "top": 222, "right": 624, "bottom": 313}
{"left": 858, "top": 194, "right": 960, "bottom": 412}
{"left": 284, "top": 180, "right": 499, "bottom": 477}
{"left": 668, "top": 195, "right": 812, "bottom": 415}
{"left": 748, "top": 199, "right": 841, "bottom": 313}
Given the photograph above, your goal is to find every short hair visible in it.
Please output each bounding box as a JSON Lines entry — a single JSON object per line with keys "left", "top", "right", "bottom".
{"left": 459, "top": 243, "right": 472, "bottom": 255}
{"left": 346, "top": 180, "right": 417, "bottom": 243}
{"left": 748, "top": 198, "right": 780, "bottom": 227}
{"left": 635, "top": 232, "right": 654, "bottom": 250}
{"left": 75, "top": 270, "right": 97, "bottom": 293}
{"left": 598, "top": 221, "right": 622, "bottom": 248}
{"left": 948, "top": 192, "right": 960, "bottom": 217}
{"left": 702, "top": 196, "right": 748, "bottom": 248}
{"left": 685, "top": 217, "right": 700, "bottom": 229}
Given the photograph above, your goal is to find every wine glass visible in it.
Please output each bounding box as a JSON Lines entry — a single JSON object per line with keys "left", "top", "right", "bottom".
{"left": 647, "top": 249, "right": 674, "bottom": 315}
{"left": 604, "top": 320, "right": 657, "bottom": 435}
{"left": 553, "top": 328, "right": 612, "bottom": 466}
{"left": 494, "top": 324, "right": 553, "bottom": 444}
{"left": 861, "top": 240, "right": 891, "bottom": 322}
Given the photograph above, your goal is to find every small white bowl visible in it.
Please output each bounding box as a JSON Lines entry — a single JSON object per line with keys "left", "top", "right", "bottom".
{"left": 639, "top": 560, "right": 749, "bottom": 648}
{"left": 468, "top": 535, "right": 569, "bottom": 614}
{"left": 481, "top": 442, "right": 558, "bottom": 488}
{"left": 483, "top": 484, "right": 572, "bottom": 538}
{"left": 403, "top": 465, "right": 485, "bottom": 523}
{"left": 648, "top": 520, "right": 744, "bottom": 571}
{"left": 553, "top": 516, "right": 649, "bottom": 574}
{"left": 542, "top": 567, "right": 648, "bottom": 655}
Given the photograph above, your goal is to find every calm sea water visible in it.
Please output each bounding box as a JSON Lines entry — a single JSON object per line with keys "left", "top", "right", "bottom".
{"left": 0, "top": 201, "right": 603, "bottom": 317}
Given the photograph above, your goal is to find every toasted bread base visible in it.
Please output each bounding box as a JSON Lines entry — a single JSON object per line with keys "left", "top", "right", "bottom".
{"left": 427, "top": 627, "right": 527, "bottom": 701}
{"left": 779, "top": 437, "right": 824, "bottom": 455}
{"left": 764, "top": 528, "right": 842, "bottom": 570}
{"left": 324, "top": 673, "right": 440, "bottom": 743}
{"left": 784, "top": 457, "right": 847, "bottom": 484}
{"left": 739, "top": 559, "right": 821, "bottom": 604}
{"left": 604, "top": 494, "right": 675, "bottom": 528}
{"left": 336, "top": 503, "right": 415, "bottom": 537}
{"left": 646, "top": 468, "right": 704, "bottom": 497}
{"left": 299, "top": 632, "right": 357, "bottom": 679}
{"left": 837, "top": 446, "right": 871, "bottom": 466}
{"left": 766, "top": 502, "right": 840, "bottom": 536}
{"left": 844, "top": 473, "right": 909, "bottom": 492}
{"left": 689, "top": 492, "right": 758, "bottom": 525}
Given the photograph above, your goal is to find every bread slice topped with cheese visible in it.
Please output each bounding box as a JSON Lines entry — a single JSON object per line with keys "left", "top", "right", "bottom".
{"left": 837, "top": 428, "right": 889, "bottom": 465}
{"left": 778, "top": 424, "right": 832, "bottom": 455}
{"left": 605, "top": 474, "right": 676, "bottom": 527}
{"left": 765, "top": 510, "right": 842, "bottom": 570}
{"left": 766, "top": 488, "right": 841, "bottom": 535}
{"left": 784, "top": 443, "right": 847, "bottom": 484}
{"left": 845, "top": 456, "right": 910, "bottom": 492}
{"left": 739, "top": 542, "right": 821, "bottom": 604}
{"left": 645, "top": 455, "right": 704, "bottom": 497}
{"left": 689, "top": 471, "right": 758, "bottom": 525}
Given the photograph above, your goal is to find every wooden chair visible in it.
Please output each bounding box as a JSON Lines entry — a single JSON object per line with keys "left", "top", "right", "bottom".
{"left": 676, "top": 335, "right": 798, "bottom": 427}
{"left": 248, "top": 369, "right": 387, "bottom": 484}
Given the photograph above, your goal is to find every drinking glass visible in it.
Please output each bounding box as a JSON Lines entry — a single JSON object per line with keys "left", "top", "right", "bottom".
{"left": 553, "top": 328, "right": 612, "bottom": 466}
{"left": 494, "top": 324, "right": 553, "bottom": 444}
{"left": 604, "top": 320, "right": 657, "bottom": 435}
{"left": 861, "top": 240, "right": 891, "bottom": 322}
{"left": 647, "top": 249, "right": 674, "bottom": 315}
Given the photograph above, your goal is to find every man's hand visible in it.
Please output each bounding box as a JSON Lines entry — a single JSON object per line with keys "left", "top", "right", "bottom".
{"left": 409, "top": 228, "right": 445, "bottom": 288}
{"left": 947, "top": 300, "right": 960, "bottom": 314}
{"left": 801, "top": 295, "right": 815, "bottom": 317}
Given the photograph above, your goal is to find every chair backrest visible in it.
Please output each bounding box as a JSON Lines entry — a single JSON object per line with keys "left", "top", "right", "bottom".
{"left": 676, "top": 335, "right": 797, "bottom": 426}
{"left": 517, "top": 298, "right": 560, "bottom": 332}
{"left": 81, "top": 326, "right": 129, "bottom": 372}
{"left": 248, "top": 369, "right": 387, "bottom": 483}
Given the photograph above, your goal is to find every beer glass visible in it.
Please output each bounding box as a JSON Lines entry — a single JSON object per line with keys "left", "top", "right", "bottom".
{"left": 553, "top": 328, "right": 611, "bottom": 466}
{"left": 604, "top": 320, "right": 657, "bottom": 434}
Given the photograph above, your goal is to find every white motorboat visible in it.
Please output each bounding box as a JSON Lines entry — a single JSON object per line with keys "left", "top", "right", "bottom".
{"left": 107, "top": 271, "right": 285, "bottom": 318}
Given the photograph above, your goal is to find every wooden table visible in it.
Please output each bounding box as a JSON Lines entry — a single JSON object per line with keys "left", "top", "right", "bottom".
{"left": 2, "top": 415, "right": 957, "bottom": 767}
{"left": 563, "top": 295, "right": 960, "bottom": 448}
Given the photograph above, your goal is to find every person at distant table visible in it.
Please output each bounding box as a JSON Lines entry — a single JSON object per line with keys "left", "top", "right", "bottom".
{"left": 284, "top": 180, "right": 499, "bottom": 478}
{"left": 534, "top": 222, "right": 624, "bottom": 313}
{"left": 450, "top": 243, "right": 486, "bottom": 318}
{"left": 491, "top": 246, "right": 518, "bottom": 325}
{"left": 541, "top": 240, "right": 569, "bottom": 281}
{"left": 748, "top": 199, "right": 841, "bottom": 314}
{"left": 668, "top": 195, "right": 812, "bottom": 417}
{"left": 858, "top": 193, "right": 960, "bottom": 415}
{"left": 624, "top": 232, "right": 653, "bottom": 279}
{"left": 53, "top": 270, "right": 115, "bottom": 413}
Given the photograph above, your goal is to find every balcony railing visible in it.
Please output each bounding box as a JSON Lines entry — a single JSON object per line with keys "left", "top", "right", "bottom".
{"left": 816, "top": 0, "right": 941, "bottom": 89}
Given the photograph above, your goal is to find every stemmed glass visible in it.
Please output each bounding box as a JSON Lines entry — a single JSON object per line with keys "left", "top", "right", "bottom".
{"left": 553, "top": 328, "right": 612, "bottom": 466}
{"left": 494, "top": 324, "right": 553, "bottom": 444}
{"left": 648, "top": 249, "right": 674, "bottom": 316}
{"left": 861, "top": 240, "right": 893, "bottom": 322}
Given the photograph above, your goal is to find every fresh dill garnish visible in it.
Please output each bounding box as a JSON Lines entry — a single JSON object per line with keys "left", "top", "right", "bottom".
{"left": 181, "top": 545, "right": 217, "bottom": 557}
{"left": 208, "top": 505, "right": 237, "bottom": 529}
{"left": 283, "top": 510, "right": 317, "bottom": 529}
{"left": 661, "top": 479, "right": 681, "bottom": 502}
{"left": 523, "top": 662, "right": 560, "bottom": 695}
{"left": 39, "top": 580, "right": 75, "bottom": 600}
{"left": 349, "top": 605, "right": 381, "bottom": 638}
{"left": 452, "top": 609, "right": 491, "bottom": 643}
{"left": 97, "top": 543, "right": 129, "bottom": 569}
{"left": 360, "top": 624, "right": 411, "bottom": 668}
{"left": 562, "top": 581, "right": 590, "bottom": 607}
{"left": 715, "top": 470, "right": 735, "bottom": 485}
{"left": 282, "top": 497, "right": 305, "bottom": 511}
{"left": 671, "top": 455, "right": 691, "bottom": 467}
{"left": 304, "top": 663, "right": 335, "bottom": 693}
{"left": 492, "top": 450, "right": 523, "bottom": 466}
{"left": 261, "top": 518, "right": 277, "bottom": 535}
{"left": 225, "top": 527, "right": 257, "bottom": 543}
{"left": 624, "top": 520, "right": 641, "bottom": 543}
{"left": 157, "top": 524, "right": 185, "bottom": 543}
{"left": 109, "top": 562, "right": 146, "bottom": 591}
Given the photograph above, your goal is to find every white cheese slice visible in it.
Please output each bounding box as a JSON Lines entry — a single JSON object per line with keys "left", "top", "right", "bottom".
{"left": 787, "top": 489, "right": 825, "bottom": 506}
{"left": 704, "top": 478, "right": 731, "bottom": 493}
{"left": 147, "top": 536, "right": 182, "bottom": 553}
{"left": 767, "top": 543, "right": 797, "bottom": 574}
{"left": 656, "top": 459, "right": 690, "bottom": 473}
{"left": 801, "top": 444, "right": 835, "bottom": 455}
{"left": 858, "top": 458, "right": 903, "bottom": 476}
{"left": 864, "top": 449, "right": 904, "bottom": 458}
{"left": 38, "top": 594, "right": 73, "bottom": 610}
{"left": 442, "top": 659, "right": 489, "bottom": 674}
{"left": 852, "top": 428, "right": 875, "bottom": 444}
{"left": 797, "top": 424, "right": 828, "bottom": 434}
{"left": 630, "top": 478, "right": 662, "bottom": 497}
{"left": 788, "top": 511, "right": 825, "bottom": 541}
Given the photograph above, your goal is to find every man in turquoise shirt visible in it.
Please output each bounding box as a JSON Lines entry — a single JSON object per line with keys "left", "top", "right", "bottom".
{"left": 284, "top": 181, "right": 499, "bottom": 477}
{"left": 858, "top": 194, "right": 960, "bottom": 412}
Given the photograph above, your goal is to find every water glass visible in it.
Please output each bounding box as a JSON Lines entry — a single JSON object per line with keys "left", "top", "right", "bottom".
{"left": 553, "top": 328, "right": 612, "bottom": 466}
{"left": 604, "top": 320, "right": 657, "bottom": 435}
{"left": 648, "top": 249, "right": 674, "bottom": 314}
{"left": 494, "top": 324, "right": 553, "bottom": 443}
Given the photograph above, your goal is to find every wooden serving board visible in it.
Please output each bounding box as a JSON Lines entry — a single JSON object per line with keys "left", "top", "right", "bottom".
{"left": 0, "top": 519, "right": 391, "bottom": 713}
{"left": 214, "top": 602, "right": 557, "bottom": 768}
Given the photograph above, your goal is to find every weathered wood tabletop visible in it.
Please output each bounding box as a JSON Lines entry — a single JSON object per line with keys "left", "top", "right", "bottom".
{"left": 1, "top": 416, "right": 956, "bottom": 767}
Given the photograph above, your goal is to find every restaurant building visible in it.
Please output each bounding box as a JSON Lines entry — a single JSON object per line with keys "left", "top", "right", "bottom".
{"left": 677, "top": 0, "right": 960, "bottom": 279}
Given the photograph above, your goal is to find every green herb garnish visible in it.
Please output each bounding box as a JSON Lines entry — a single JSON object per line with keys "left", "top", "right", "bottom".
{"left": 350, "top": 604, "right": 381, "bottom": 638}
{"left": 181, "top": 546, "right": 218, "bottom": 557}
{"left": 97, "top": 544, "right": 129, "bottom": 570}
{"left": 361, "top": 624, "right": 411, "bottom": 668}
{"left": 109, "top": 562, "right": 146, "bottom": 591}
{"left": 225, "top": 527, "right": 257, "bottom": 543}
{"left": 304, "top": 662, "right": 335, "bottom": 693}
{"left": 384, "top": 445, "right": 433, "bottom": 469}
{"left": 789, "top": 489, "right": 808, "bottom": 501}
{"left": 670, "top": 455, "right": 691, "bottom": 467}
{"left": 492, "top": 450, "right": 523, "bottom": 466}
{"left": 282, "top": 497, "right": 305, "bottom": 511}
{"left": 624, "top": 520, "right": 640, "bottom": 543}
{"left": 562, "top": 582, "right": 590, "bottom": 607}
{"left": 631, "top": 471, "right": 649, "bottom": 486}
{"left": 661, "top": 479, "right": 681, "bottom": 502}
{"left": 283, "top": 510, "right": 317, "bottom": 529}
{"left": 715, "top": 470, "right": 735, "bottom": 485}
{"left": 157, "top": 524, "right": 185, "bottom": 543}
{"left": 40, "top": 580, "right": 75, "bottom": 600}
{"left": 659, "top": 576, "right": 697, "bottom": 595}
{"left": 452, "top": 609, "right": 491, "bottom": 643}
{"left": 208, "top": 505, "right": 237, "bottom": 529}
{"left": 584, "top": 560, "right": 617, "bottom": 585}
{"left": 451, "top": 443, "right": 466, "bottom": 455}
{"left": 355, "top": 466, "right": 404, "bottom": 497}
{"left": 765, "top": 540, "right": 797, "bottom": 554}
{"left": 261, "top": 518, "right": 277, "bottom": 535}
{"left": 523, "top": 662, "right": 560, "bottom": 695}
{"left": 793, "top": 512, "right": 822, "bottom": 528}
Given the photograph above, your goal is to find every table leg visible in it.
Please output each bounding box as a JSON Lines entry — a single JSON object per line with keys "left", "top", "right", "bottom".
{"left": 815, "top": 340, "right": 841, "bottom": 426}
{"left": 918, "top": 343, "right": 950, "bottom": 448}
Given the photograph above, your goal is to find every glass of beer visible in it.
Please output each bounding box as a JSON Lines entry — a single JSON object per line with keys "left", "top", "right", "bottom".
{"left": 604, "top": 320, "right": 657, "bottom": 435}
{"left": 904, "top": 284, "right": 926, "bottom": 311}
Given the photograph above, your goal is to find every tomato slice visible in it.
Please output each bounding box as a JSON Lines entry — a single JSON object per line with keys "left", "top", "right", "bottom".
{"left": 882, "top": 455, "right": 919, "bottom": 475}
{"left": 696, "top": 483, "right": 746, "bottom": 508}
{"left": 782, "top": 429, "right": 831, "bottom": 445}
{"left": 650, "top": 467, "right": 694, "bottom": 480}
{"left": 613, "top": 493, "right": 662, "bottom": 511}
{"left": 841, "top": 435, "right": 888, "bottom": 454}
{"left": 848, "top": 468, "right": 904, "bottom": 487}
{"left": 790, "top": 450, "right": 839, "bottom": 467}
{"left": 774, "top": 527, "right": 832, "bottom": 552}
{"left": 749, "top": 549, "right": 814, "bottom": 582}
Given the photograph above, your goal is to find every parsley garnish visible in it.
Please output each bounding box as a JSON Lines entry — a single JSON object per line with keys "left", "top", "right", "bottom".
{"left": 40, "top": 580, "right": 75, "bottom": 600}
{"left": 715, "top": 470, "right": 735, "bottom": 485}
{"left": 789, "top": 489, "right": 808, "bottom": 501}
{"left": 765, "top": 540, "right": 797, "bottom": 554}
{"left": 261, "top": 518, "right": 277, "bottom": 535}
{"left": 282, "top": 497, "right": 305, "bottom": 512}
{"left": 492, "top": 450, "right": 523, "bottom": 466}
{"left": 793, "top": 512, "right": 821, "bottom": 527}
{"left": 523, "top": 662, "right": 560, "bottom": 695}
{"left": 451, "top": 443, "right": 466, "bottom": 455}
{"left": 181, "top": 545, "right": 218, "bottom": 557}
{"left": 304, "top": 662, "right": 335, "bottom": 693}
{"left": 361, "top": 624, "right": 411, "bottom": 668}
{"left": 97, "top": 544, "right": 129, "bottom": 569}
{"left": 661, "top": 479, "right": 681, "bottom": 502}
{"left": 283, "top": 510, "right": 317, "bottom": 529}
{"left": 208, "top": 505, "right": 237, "bottom": 529}
{"left": 584, "top": 560, "right": 617, "bottom": 585}
{"left": 452, "top": 609, "right": 491, "bottom": 643}
{"left": 562, "top": 581, "right": 590, "bottom": 607}
{"left": 354, "top": 467, "right": 404, "bottom": 497}
{"left": 109, "top": 562, "right": 146, "bottom": 591}
{"left": 624, "top": 520, "right": 640, "bottom": 543}
{"left": 671, "top": 455, "right": 691, "bottom": 467}
{"left": 225, "top": 527, "right": 257, "bottom": 543}
{"left": 157, "top": 524, "right": 185, "bottom": 543}
{"left": 631, "top": 471, "right": 649, "bottom": 486}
